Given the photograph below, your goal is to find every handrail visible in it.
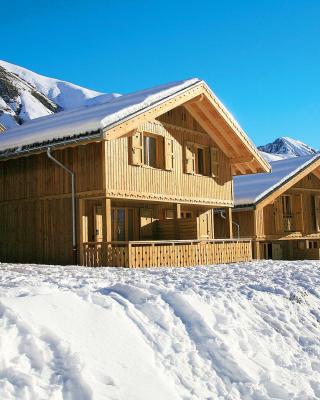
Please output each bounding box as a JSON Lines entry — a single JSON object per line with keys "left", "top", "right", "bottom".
{"left": 83, "top": 238, "right": 252, "bottom": 246}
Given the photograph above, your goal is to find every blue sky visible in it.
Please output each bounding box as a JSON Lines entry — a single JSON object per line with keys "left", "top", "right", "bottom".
{"left": 2, "top": 0, "right": 320, "bottom": 148}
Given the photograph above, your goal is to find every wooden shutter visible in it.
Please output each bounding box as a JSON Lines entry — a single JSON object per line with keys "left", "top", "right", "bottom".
{"left": 314, "top": 195, "right": 320, "bottom": 231}
{"left": 274, "top": 197, "right": 283, "bottom": 233}
{"left": 210, "top": 147, "right": 219, "bottom": 177}
{"left": 293, "top": 194, "right": 304, "bottom": 232}
{"left": 164, "top": 138, "right": 174, "bottom": 171}
{"left": 185, "top": 142, "right": 195, "bottom": 174}
{"left": 130, "top": 131, "right": 143, "bottom": 165}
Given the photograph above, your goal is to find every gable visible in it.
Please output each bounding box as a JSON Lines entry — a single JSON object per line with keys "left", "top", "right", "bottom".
{"left": 293, "top": 170, "right": 320, "bottom": 190}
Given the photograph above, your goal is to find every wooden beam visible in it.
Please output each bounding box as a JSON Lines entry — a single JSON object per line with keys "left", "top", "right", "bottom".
{"left": 290, "top": 187, "right": 320, "bottom": 193}
{"left": 183, "top": 94, "right": 205, "bottom": 106}
{"left": 103, "top": 198, "right": 112, "bottom": 242}
{"left": 175, "top": 203, "right": 181, "bottom": 219}
{"left": 230, "top": 156, "right": 255, "bottom": 165}
{"left": 226, "top": 207, "right": 233, "bottom": 239}
{"left": 78, "top": 198, "right": 86, "bottom": 265}
{"left": 184, "top": 103, "right": 235, "bottom": 157}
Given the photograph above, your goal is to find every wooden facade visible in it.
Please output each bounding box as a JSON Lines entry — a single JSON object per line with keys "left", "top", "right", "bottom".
{"left": 0, "top": 83, "right": 267, "bottom": 267}
{"left": 224, "top": 158, "right": 320, "bottom": 260}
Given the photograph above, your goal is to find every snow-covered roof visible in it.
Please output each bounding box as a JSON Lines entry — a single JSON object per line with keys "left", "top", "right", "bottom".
{"left": 234, "top": 154, "right": 320, "bottom": 206}
{"left": 0, "top": 79, "right": 200, "bottom": 156}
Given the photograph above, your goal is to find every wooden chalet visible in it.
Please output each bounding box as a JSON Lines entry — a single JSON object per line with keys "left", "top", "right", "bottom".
{"left": 0, "top": 79, "right": 270, "bottom": 267}
{"left": 219, "top": 154, "right": 320, "bottom": 260}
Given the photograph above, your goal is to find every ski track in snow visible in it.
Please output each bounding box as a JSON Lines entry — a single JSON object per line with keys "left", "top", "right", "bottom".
{"left": 0, "top": 260, "right": 320, "bottom": 399}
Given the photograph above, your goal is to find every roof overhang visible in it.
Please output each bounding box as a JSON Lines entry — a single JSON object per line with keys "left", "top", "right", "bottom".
{"left": 103, "top": 81, "right": 271, "bottom": 176}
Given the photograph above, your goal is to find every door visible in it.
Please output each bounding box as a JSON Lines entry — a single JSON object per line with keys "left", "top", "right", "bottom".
{"left": 94, "top": 205, "right": 103, "bottom": 242}
{"left": 198, "top": 211, "right": 212, "bottom": 239}
{"left": 140, "top": 208, "right": 154, "bottom": 239}
{"left": 272, "top": 243, "right": 283, "bottom": 260}
{"left": 112, "top": 208, "right": 134, "bottom": 241}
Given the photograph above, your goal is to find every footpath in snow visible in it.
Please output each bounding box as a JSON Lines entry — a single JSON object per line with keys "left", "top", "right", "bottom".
{"left": 0, "top": 260, "right": 320, "bottom": 400}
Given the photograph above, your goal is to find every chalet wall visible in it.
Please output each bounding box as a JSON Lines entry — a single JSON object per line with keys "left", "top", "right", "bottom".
{"left": 233, "top": 210, "right": 255, "bottom": 238}
{"left": 0, "top": 142, "right": 104, "bottom": 202}
{"left": 0, "top": 198, "right": 73, "bottom": 265}
{"left": 104, "top": 108, "right": 233, "bottom": 206}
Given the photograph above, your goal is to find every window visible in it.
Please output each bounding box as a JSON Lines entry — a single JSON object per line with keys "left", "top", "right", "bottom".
{"left": 197, "top": 147, "right": 205, "bottom": 175}
{"left": 282, "top": 195, "right": 294, "bottom": 232}
{"left": 181, "top": 211, "right": 193, "bottom": 219}
{"left": 185, "top": 142, "right": 218, "bottom": 177}
{"left": 143, "top": 135, "right": 157, "bottom": 168}
{"left": 307, "top": 240, "right": 319, "bottom": 249}
{"left": 130, "top": 131, "right": 173, "bottom": 170}
{"left": 282, "top": 195, "right": 293, "bottom": 216}
{"left": 164, "top": 209, "right": 175, "bottom": 219}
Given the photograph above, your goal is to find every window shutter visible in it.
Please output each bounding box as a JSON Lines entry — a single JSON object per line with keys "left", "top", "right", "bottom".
{"left": 314, "top": 195, "right": 320, "bottom": 231}
{"left": 293, "top": 194, "right": 304, "bottom": 232}
{"left": 210, "top": 147, "right": 218, "bottom": 177}
{"left": 185, "top": 142, "right": 195, "bottom": 174}
{"left": 274, "top": 197, "right": 283, "bottom": 233}
{"left": 164, "top": 138, "right": 174, "bottom": 171}
{"left": 131, "top": 131, "right": 143, "bottom": 165}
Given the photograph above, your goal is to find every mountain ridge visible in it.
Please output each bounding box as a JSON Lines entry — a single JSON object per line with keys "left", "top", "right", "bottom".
{"left": 0, "top": 60, "right": 120, "bottom": 129}
{"left": 258, "top": 137, "right": 318, "bottom": 162}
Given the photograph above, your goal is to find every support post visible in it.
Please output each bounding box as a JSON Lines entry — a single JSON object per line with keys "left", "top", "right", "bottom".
{"left": 253, "top": 207, "right": 263, "bottom": 260}
{"left": 78, "top": 198, "right": 85, "bottom": 265}
{"left": 226, "top": 207, "right": 233, "bottom": 239}
{"left": 175, "top": 203, "right": 181, "bottom": 219}
{"left": 211, "top": 209, "right": 215, "bottom": 239}
{"left": 103, "top": 198, "right": 112, "bottom": 242}
{"left": 102, "top": 198, "right": 112, "bottom": 266}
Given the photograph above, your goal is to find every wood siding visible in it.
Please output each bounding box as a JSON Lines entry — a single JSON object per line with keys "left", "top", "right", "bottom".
{"left": 105, "top": 108, "right": 232, "bottom": 206}
{"left": 0, "top": 142, "right": 104, "bottom": 202}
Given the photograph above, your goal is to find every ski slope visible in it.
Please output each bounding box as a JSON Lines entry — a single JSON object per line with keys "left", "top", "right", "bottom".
{"left": 0, "top": 261, "right": 319, "bottom": 399}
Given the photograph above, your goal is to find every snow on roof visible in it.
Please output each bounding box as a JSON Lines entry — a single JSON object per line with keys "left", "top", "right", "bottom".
{"left": 234, "top": 154, "right": 320, "bottom": 206}
{"left": 0, "top": 78, "right": 200, "bottom": 155}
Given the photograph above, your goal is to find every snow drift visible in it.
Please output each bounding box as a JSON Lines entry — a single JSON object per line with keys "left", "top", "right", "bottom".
{"left": 0, "top": 261, "right": 320, "bottom": 399}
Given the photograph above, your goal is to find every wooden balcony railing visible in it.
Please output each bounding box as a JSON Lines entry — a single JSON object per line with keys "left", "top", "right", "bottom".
{"left": 82, "top": 238, "right": 252, "bottom": 268}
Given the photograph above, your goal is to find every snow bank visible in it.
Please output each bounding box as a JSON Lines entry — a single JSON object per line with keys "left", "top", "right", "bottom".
{"left": 0, "top": 261, "right": 320, "bottom": 399}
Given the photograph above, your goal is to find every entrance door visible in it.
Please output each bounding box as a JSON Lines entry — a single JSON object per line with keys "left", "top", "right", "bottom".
{"left": 94, "top": 205, "right": 103, "bottom": 242}
{"left": 272, "top": 243, "right": 283, "bottom": 260}
{"left": 112, "top": 208, "right": 134, "bottom": 241}
{"left": 198, "top": 211, "right": 212, "bottom": 239}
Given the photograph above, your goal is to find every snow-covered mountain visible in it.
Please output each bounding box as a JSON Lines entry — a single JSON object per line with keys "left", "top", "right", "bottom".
{"left": 259, "top": 137, "right": 318, "bottom": 162}
{"left": 0, "top": 60, "right": 120, "bottom": 129}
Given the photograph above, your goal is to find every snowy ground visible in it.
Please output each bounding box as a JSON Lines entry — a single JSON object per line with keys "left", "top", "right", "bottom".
{"left": 0, "top": 261, "right": 320, "bottom": 400}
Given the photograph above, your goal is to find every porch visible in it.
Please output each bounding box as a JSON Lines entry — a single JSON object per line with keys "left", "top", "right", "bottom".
{"left": 82, "top": 238, "right": 252, "bottom": 268}
{"left": 78, "top": 197, "right": 250, "bottom": 267}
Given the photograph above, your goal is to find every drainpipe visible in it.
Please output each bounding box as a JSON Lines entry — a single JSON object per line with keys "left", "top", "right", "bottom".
{"left": 219, "top": 210, "right": 240, "bottom": 239}
{"left": 47, "top": 148, "right": 77, "bottom": 264}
